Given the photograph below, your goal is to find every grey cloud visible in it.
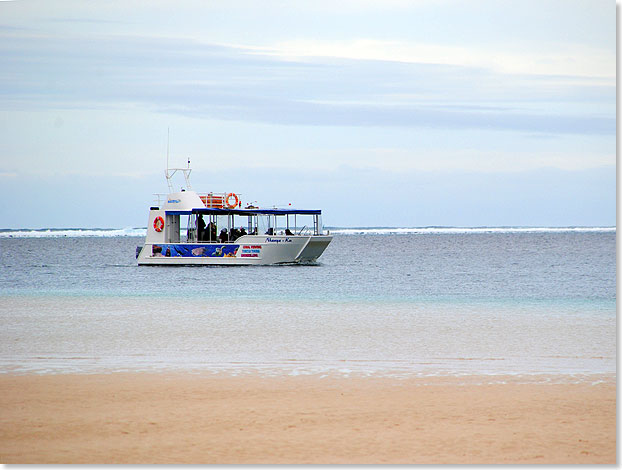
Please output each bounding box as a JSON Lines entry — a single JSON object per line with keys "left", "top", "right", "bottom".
{"left": 0, "top": 31, "right": 614, "bottom": 135}
{"left": 168, "top": 99, "right": 613, "bottom": 135}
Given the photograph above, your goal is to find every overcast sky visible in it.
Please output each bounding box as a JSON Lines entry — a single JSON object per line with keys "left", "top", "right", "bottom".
{"left": 0, "top": 0, "right": 616, "bottom": 228}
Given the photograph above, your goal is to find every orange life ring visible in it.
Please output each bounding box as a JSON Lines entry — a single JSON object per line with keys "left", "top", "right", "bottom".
{"left": 153, "top": 216, "right": 165, "bottom": 232}
{"left": 225, "top": 192, "right": 239, "bottom": 209}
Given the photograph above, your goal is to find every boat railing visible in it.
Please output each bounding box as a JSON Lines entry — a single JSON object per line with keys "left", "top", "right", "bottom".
{"left": 197, "top": 193, "right": 226, "bottom": 208}
{"left": 153, "top": 192, "right": 240, "bottom": 208}
{"left": 153, "top": 193, "right": 166, "bottom": 207}
{"left": 184, "top": 227, "right": 319, "bottom": 244}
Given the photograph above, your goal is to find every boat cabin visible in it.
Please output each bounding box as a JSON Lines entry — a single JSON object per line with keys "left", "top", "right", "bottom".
{"left": 169, "top": 207, "right": 324, "bottom": 244}
{"left": 148, "top": 189, "right": 324, "bottom": 245}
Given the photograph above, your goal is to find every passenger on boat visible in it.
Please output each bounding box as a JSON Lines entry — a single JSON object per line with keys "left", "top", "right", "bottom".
{"left": 197, "top": 214, "right": 206, "bottom": 241}
{"left": 230, "top": 227, "right": 239, "bottom": 241}
{"left": 239, "top": 227, "right": 247, "bottom": 236}
{"left": 285, "top": 229, "right": 293, "bottom": 235}
{"left": 266, "top": 228, "right": 274, "bottom": 235}
{"left": 219, "top": 228, "right": 229, "bottom": 243}
{"left": 207, "top": 222, "right": 217, "bottom": 242}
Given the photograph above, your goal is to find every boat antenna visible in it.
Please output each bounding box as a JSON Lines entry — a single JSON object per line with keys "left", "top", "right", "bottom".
{"left": 184, "top": 156, "right": 192, "bottom": 190}
{"left": 165, "top": 127, "right": 175, "bottom": 193}
{"left": 166, "top": 127, "right": 170, "bottom": 173}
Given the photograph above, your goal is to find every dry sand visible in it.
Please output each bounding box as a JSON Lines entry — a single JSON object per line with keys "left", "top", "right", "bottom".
{"left": 0, "top": 373, "right": 615, "bottom": 464}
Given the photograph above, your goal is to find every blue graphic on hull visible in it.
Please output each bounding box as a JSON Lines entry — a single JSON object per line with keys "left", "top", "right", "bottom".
{"left": 153, "top": 244, "right": 240, "bottom": 258}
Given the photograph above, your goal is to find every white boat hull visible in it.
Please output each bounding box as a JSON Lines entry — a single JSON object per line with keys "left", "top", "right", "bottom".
{"left": 137, "top": 234, "right": 332, "bottom": 266}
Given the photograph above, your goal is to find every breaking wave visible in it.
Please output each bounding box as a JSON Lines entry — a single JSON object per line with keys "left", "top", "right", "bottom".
{"left": 0, "top": 227, "right": 147, "bottom": 238}
{"left": 328, "top": 227, "right": 616, "bottom": 235}
{"left": 0, "top": 226, "right": 614, "bottom": 238}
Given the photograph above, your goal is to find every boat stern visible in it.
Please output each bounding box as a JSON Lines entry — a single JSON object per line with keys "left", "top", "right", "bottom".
{"left": 295, "top": 235, "right": 333, "bottom": 263}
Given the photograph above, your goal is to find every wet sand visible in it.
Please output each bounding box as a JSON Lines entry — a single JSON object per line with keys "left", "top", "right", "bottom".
{"left": 0, "top": 373, "right": 615, "bottom": 464}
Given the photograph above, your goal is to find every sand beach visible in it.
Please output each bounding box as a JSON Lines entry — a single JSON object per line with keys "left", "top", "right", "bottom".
{"left": 0, "top": 372, "right": 615, "bottom": 464}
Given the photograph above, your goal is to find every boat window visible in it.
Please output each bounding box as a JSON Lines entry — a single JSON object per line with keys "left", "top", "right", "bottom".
{"left": 257, "top": 214, "right": 272, "bottom": 235}
{"left": 186, "top": 214, "right": 197, "bottom": 242}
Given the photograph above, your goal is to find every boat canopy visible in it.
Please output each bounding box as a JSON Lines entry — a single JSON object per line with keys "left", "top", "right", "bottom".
{"left": 166, "top": 208, "right": 322, "bottom": 216}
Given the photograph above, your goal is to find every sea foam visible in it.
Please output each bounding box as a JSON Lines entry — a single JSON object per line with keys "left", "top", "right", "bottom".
{"left": 0, "top": 226, "right": 615, "bottom": 238}
{"left": 328, "top": 227, "right": 615, "bottom": 235}
{"left": 0, "top": 227, "right": 147, "bottom": 238}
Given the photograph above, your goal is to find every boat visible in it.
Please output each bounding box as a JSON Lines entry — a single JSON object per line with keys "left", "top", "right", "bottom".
{"left": 136, "top": 162, "right": 332, "bottom": 265}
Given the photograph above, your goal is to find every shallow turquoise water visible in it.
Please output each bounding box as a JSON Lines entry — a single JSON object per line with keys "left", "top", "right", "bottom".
{"left": 0, "top": 230, "right": 615, "bottom": 378}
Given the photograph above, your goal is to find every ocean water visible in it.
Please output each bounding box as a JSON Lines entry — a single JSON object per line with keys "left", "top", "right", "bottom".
{"left": 0, "top": 228, "right": 616, "bottom": 380}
